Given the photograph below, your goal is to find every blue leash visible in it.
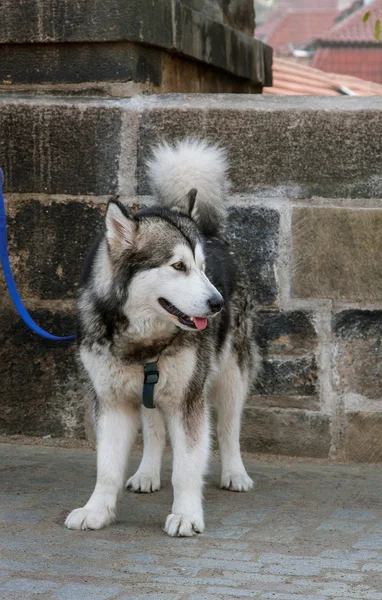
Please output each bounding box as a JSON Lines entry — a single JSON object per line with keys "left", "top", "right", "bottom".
{"left": 0, "top": 168, "right": 76, "bottom": 342}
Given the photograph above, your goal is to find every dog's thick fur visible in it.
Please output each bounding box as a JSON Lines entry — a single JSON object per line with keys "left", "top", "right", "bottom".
{"left": 65, "top": 140, "right": 259, "bottom": 537}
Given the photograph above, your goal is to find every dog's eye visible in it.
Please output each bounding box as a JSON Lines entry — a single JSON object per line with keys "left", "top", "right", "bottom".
{"left": 172, "top": 261, "right": 185, "bottom": 271}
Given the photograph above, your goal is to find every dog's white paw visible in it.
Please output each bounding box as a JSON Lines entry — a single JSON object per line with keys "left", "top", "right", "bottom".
{"left": 126, "top": 471, "right": 160, "bottom": 493}
{"left": 65, "top": 506, "right": 115, "bottom": 530}
{"left": 165, "top": 513, "right": 205, "bottom": 537}
{"left": 221, "top": 471, "right": 254, "bottom": 492}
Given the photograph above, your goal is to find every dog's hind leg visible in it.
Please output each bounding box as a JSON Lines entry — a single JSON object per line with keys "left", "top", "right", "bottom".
{"left": 65, "top": 405, "right": 139, "bottom": 530}
{"left": 164, "top": 404, "right": 209, "bottom": 537}
{"left": 126, "top": 407, "right": 166, "bottom": 493}
{"left": 214, "top": 357, "right": 254, "bottom": 492}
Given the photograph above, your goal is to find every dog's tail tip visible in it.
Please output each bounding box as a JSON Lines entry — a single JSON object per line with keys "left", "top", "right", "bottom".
{"left": 146, "top": 138, "right": 230, "bottom": 235}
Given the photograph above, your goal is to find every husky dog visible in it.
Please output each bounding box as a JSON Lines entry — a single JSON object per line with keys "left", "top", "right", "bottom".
{"left": 65, "top": 140, "right": 259, "bottom": 537}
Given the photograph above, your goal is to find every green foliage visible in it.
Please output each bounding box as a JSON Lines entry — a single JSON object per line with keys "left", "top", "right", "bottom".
{"left": 375, "top": 19, "right": 381, "bottom": 42}
{"left": 362, "top": 11, "right": 380, "bottom": 41}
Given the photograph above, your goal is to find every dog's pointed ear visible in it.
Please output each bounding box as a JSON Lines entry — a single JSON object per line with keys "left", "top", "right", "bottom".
{"left": 106, "top": 200, "right": 135, "bottom": 253}
{"left": 187, "top": 188, "right": 197, "bottom": 218}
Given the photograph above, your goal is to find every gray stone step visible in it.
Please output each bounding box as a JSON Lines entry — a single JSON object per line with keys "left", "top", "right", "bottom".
{"left": 0, "top": 95, "right": 381, "bottom": 197}
{"left": 0, "top": 0, "right": 268, "bottom": 89}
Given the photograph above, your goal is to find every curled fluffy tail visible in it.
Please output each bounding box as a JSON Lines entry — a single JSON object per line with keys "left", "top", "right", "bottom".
{"left": 146, "top": 139, "right": 230, "bottom": 235}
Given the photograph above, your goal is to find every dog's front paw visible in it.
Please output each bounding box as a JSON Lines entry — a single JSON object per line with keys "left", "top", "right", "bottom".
{"left": 65, "top": 506, "right": 115, "bottom": 530}
{"left": 126, "top": 471, "right": 160, "bottom": 493}
{"left": 165, "top": 513, "right": 204, "bottom": 537}
{"left": 221, "top": 471, "right": 254, "bottom": 492}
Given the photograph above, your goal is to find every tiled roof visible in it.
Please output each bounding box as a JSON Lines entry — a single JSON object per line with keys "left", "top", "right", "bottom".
{"left": 312, "top": 47, "right": 382, "bottom": 83}
{"left": 317, "top": 0, "right": 382, "bottom": 42}
{"left": 257, "top": 11, "right": 339, "bottom": 55}
{"left": 264, "top": 57, "right": 382, "bottom": 95}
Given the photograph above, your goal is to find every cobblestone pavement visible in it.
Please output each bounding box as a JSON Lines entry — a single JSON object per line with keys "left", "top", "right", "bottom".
{"left": 1, "top": 442, "right": 382, "bottom": 599}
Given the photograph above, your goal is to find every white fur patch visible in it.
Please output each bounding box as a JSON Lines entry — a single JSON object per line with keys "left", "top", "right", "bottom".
{"left": 146, "top": 139, "right": 229, "bottom": 224}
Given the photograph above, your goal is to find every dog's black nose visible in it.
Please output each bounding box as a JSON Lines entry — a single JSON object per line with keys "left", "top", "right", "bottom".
{"left": 208, "top": 296, "right": 224, "bottom": 313}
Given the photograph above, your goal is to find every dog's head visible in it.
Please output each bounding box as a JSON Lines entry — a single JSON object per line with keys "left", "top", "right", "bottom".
{"left": 104, "top": 199, "right": 224, "bottom": 331}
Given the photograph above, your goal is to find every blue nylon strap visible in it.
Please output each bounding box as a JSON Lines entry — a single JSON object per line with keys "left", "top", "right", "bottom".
{"left": 0, "top": 168, "right": 76, "bottom": 342}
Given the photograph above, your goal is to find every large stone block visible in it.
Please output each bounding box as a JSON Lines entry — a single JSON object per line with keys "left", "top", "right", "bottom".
{"left": 343, "top": 413, "right": 382, "bottom": 463}
{"left": 0, "top": 1, "right": 267, "bottom": 85}
{"left": 5, "top": 200, "right": 104, "bottom": 300}
{"left": 0, "top": 307, "right": 84, "bottom": 437}
{"left": 0, "top": 42, "right": 162, "bottom": 86}
{"left": 137, "top": 96, "right": 382, "bottom": 198}
{"left": 292, "top": 208, "right": 382, "bottom": 301}
{"left": 332, "top": 310, "right": 382, "bottom": 401}
{"left": 0, "top": 0, "right": 174, "bottom": 47}
{"left": 241, "top": 407, "right": 331, "bottom": 458}
{"left": 0, "top": 98, "right": 123, "bottom": 195}
{"left": 251, "top": 311, "right": 319, "bottom": 410}
{"left": 228, "top": 206, "right": 279, "bottom": 306}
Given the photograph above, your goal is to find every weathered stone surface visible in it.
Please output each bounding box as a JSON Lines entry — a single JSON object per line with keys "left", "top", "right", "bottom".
{"left": 250, "top": 311, "right": 319, "bottom": 410}
{"left": 253, "top": 356, "right": 318, "bottom": 398}
{"left": 222, "top": 0, "right": 255, "bottom": 35}
{"left": 5, "top": 201, "right": 104, "bottom": 300}
{"left": 241, "top": 407, "right": 331, "bottom": 457}
{"left": 0, "top": 0, "right": 174, "bottom": 47}
{"left": 0, "top": 307, "right": 84, "bottom": 437}
{"left": 332, "top": 310, "right": 382, "bottom": 400}
{"left": 228, "top": 207, "right": 279, "bottom": 306}
{"left": 173, "top": 2, "right": 262, "bottom": 81}
{"left": 4, "top": 200, "right": 279, "bottom": 303}
{"left": 343, "top": 413, "right": 382, "bottom": 463}
{"left": 0, "top": 42, "right": 162, "bottom": 86}
{"left": 256, "top": 310, "right": 317, "bottom": 356}
{"left": 0, "top": 0, "right": 268, "bottom": 85}
{"left": 182, "top": 0, "right": 255, "bottom": 35}
{"left": 137, "top": 96, "right": 382, "bottom": 198}
{"left": 0, "top": 98, "right": 122, "bottom": 195}
{"left": 292, "top": 208, "right": 382, "bottom": 301}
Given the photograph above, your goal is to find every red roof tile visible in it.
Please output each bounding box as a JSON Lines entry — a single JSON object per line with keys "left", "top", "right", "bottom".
{"left": 255, "top": 0, "right": 354, "bottom": 56}
{"left": 259, "top": 12, "right": 339, "bottom": 56}
{"left": 264, "top": 57, "right": 382, "bottom": 95}
{"left": 312, "top": 47, "right": 382, "bottom": 83}
{"left": 317, "top": 0, "right": 382, "bottom": 42}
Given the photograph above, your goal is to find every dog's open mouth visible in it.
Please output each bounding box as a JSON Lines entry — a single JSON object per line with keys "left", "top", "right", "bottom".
{"left": 158, "top": 298, "right": 208, "bottom": 330}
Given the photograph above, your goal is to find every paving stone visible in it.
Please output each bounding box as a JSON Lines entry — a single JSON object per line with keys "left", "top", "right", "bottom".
{"left": 0, "top": 577, "right": 59, "bottom": 593}
{"left": 55, "top": 583, "right": 124, "bottom": 600}
{"left": 1, "top": 437, "right": 382, "bottom": 600}
{"left": 354, "top": 536, "right": 382, "bottom": 550}
{"left": 292, "top": 208, "right": 382, "bottom": 301}
{"left": 330, "top": 509, "right": 378, "bottom": 521}
{"left": 316, "top": 520, "right": 367, "bottom": 534}
{"left": 1, "top": 511, "right": 45, "bottom": 523}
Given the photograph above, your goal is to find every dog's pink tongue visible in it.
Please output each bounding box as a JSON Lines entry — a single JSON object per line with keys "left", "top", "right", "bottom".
{"left": 193, "top": 317, "right": 208, "bottom": 330}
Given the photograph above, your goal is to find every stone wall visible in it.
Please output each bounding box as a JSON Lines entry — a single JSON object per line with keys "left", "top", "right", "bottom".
{"left": 1, "top": 95, "right": 381, "bottom": 462}
{"left": 0, "top": 0, "right": 269, "bottom": 95}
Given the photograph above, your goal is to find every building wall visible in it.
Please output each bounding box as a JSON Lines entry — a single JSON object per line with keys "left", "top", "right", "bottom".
{"left": 0, "top": 0, "right": 268, "bottom": 95}
{"left": 1, "top": 95, "right": 381, "bottom": 462}
{"left": 313, "top": 47, "right": 382, "bottom": 84}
